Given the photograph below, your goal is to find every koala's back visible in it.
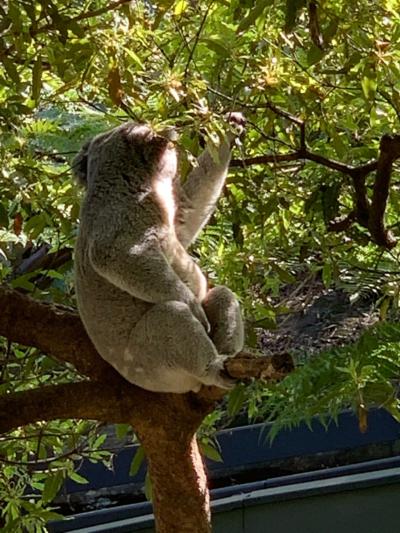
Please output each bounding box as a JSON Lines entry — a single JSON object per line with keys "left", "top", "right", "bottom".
{"left": 75, "top": 230, "right": 151, "bottom": 365}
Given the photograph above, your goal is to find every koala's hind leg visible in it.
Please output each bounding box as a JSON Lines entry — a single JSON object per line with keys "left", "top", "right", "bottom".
{"left": 202, "top": 286, "right": 244, "bottom": 355}
{"left": 125, "top": 301, "right": 235, "bottom": 393}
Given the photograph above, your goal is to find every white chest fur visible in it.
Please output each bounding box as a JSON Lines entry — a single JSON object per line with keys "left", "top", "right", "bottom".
{"left": 153, "top": 147, "right": 177, "bottom": 228}
{"left": 154, "top": 177, "right": 176, "bottom": 227}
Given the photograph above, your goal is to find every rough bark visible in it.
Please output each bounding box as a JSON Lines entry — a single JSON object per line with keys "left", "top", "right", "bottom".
{"left": 146, "top": 436, "right": 211, "bottom": 533}
{"left": 135, "top": 405, "right": 212, "bottom": 533}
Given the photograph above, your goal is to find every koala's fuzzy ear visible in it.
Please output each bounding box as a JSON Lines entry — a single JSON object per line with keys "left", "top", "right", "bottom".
{"left": 72, "top": 141, "right": 90, "bottom": 187}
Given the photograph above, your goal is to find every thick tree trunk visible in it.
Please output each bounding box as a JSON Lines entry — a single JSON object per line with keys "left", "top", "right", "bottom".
{"left": 132, "top": 392, "right": 216, "bottom": 533}
{"left": 145, "top": 433, "right": 211, "bottom": 532}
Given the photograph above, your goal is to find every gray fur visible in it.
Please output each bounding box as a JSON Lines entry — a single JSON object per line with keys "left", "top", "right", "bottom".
{"left": 74, "top": 117, "right": 244, "bottom": 393}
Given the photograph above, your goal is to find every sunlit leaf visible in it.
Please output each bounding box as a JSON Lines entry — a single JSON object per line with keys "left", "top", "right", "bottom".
{"left": 200, "top": 441, "right": 222, "bottom": 462}
{"left": 174, "top": 0, "right": 188, "bottom": 16}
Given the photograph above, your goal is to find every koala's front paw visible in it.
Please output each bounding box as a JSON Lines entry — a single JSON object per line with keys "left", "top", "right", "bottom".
{"left": 203, "top": 359, "right": 237, "bottom": 390}
{"left": 190, "top": 301, "right": 211, "bottom": 333}
{"left": 225, "top": 111, "right": 246, "bottom": 139}
{"left": 214, "top": 370, "right": 237, "bottom": 390}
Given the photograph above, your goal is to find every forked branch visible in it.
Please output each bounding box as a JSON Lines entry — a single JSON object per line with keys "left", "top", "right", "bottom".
{"left": 231, "top": 132, "right": 398, "bottom": 249}
{"left": 0, "top": 286, "right": 293, "bottom": 434}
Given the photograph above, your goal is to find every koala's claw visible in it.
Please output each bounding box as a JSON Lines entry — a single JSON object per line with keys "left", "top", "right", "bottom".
{"left": 202, "top": 359, "right": 237, "bottom": 389}
{"left": 225, "top": 112, "right": 246, "bottom": 141}
{"left": 226, "top": 111, "right": 246, "bottom": 127}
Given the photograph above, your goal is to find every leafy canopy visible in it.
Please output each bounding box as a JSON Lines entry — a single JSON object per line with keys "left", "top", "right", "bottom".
{"left": 1, "top": 0, "right": 400, "bottom": 529}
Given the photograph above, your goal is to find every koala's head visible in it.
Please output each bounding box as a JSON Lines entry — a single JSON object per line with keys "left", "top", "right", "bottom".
{"left": 72, "top": 122, "right": 177, "bottom": 189}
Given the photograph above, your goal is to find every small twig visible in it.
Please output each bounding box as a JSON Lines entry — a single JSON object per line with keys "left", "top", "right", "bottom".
{"left": 230, "top": 152, "right": 302, "bottom": 167}
{"left": 246, "top": 118, "right": 293, "bottom": 149}
{"left": 184, "top": 2, "right": 213, "bottom": 79}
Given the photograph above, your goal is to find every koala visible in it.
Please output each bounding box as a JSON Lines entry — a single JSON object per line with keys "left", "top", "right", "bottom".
{"left": 73, "top": 115, "right": 245, "bottom": 393}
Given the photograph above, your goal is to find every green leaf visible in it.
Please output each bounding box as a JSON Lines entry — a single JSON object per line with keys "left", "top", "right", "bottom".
{"left": 385, "top": 401, "right": 400, "bottom": 423}
{"left": 331, "top": 131, "right": 347, "bottom": 158}
{"left": 8, "top": 2, "right": 23, "bottom": 31}
{"left": 262, "top": 196, "right": 278, "bottom": 220}
{"left": 201, "top": 38, "right": 231, "bottom": 57}
{"left": 115, "top": 423, "right": 131, "bottom": 440}
{"left": 2, "top": 58, "right": 20, "bottom": 85}
{"left": 46, "top": 269, "right": 65, "bottom": 280}
{"left": 237, "top": 0, "right": 272, "bottom": 32}
{"left": 322, "top": 262, "right": 332, "bottom": 287}
{"left": 321, "top": 183, "right": 340, "bottom": 224}
{"left": 68, "top": 471, "right": 88, "bottom": 485}
{"left": 227, "top": 383, "right": 246, "bottom": 417}
{"left": 129, "top": 446, "right": 145, "bottom": 476}
{"left": 67, "top": 20, "right": 85, "bottom": 38}
{"left": 38, "top": 510, "right": 65, "bottom": 521}
{"left": 361, "top": 69, "right": 377, "bottom": 102}
{"left": 157, "top": 0, "right": 175, "bottom": 8}
{"left": 10, "top": 275, "right": 35, "bottom": 292}
{"left": 123, "top": 47, "right": 145, "bottom": 69}
{"left": 323, "top": 18, "right": 339, "bottom": 43}
{"left": 307, "top": 45, "right": 325, "bottom": 66}
{"left": 93, "top": 433, "right": 107, "bottom": 448}
{"left": 144, "top": 471, "right": 153, "bottom": 501}
{"left": 153, "top": 0, "right": 175, "bottom": 27}
{"left": 379, "top": 296, "right": 390, "bottom": 321}
{"left": 23, "top": 213, "right": 47, "bottom": 239}
{"left": 42, "top": 471, "right": 64, "bottom": 504}
{"left": 273, "top": 264, "right": 296, "bottom": 284}
{"left": 200, "top": 441, "right": 223, "bottom": 462}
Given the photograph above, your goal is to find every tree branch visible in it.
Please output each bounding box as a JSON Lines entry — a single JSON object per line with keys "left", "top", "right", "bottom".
{"left": 230, "top": 148, "right": 377, "bottom": 177}
{"left": 0, "top": 382, "right": 119, "bottom": 433}
{"left": 210, "top": 88, "right": 398, "bottom": 248}
{"left": 230, "top": 138, "right": 400, "bottom": 249}
{"left": 328, "top": 211, "right": 356, "bottom": 232}
{"left": 0, "top": 377, "right": 213, "bottom": 435}
{"left": 368, "top": 134, "right": 400, "bottom": 249}
{"left": 0, "top": 286, "right": 293, "bottom": 433}
{"left": 0, "top": 286, "right": 111, "bottom": 380}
